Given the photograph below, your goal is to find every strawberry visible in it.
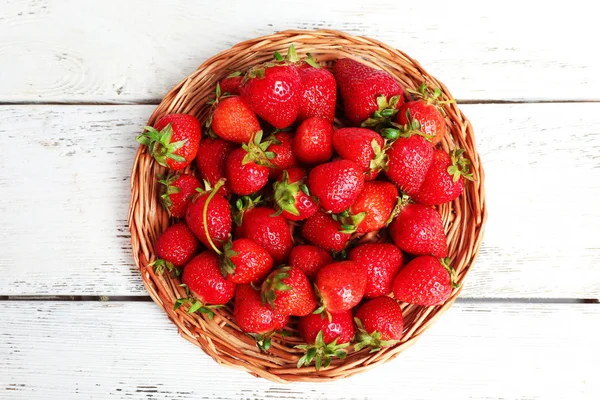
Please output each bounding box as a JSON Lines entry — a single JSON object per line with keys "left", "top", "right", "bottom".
{"left": 236, "top": 207, "right": 293, "bottom": 264}
{"left": 288, "top": 245, "right": 333, "bottom": 281}
{"left": 332, "top": 128, "right": 386, "bottom": 180}
{"left": 334, "top": 58, "right": 404, "bottom": 126}
{"left": 392, "top": 256, "right": 458, "bottom": 306}
{"left": 307, "top": 160, "right": 365, "bottom": 213}
{"left": 315, "top": 261, "right": 367, "bottom": 313}
{"left": 340, "top": 181, "right": 399, "bottom": 234}
{"left": 293, "top": 117, "right": 335, "bottom": 165}
{"left": 296, "top": 311, "right": 353, "bottom": 370}
{"left": 389, "top": 203, "right": 448, "bottom": 258}
{"left": 220, "top": 238, "right": 273, "bottom": 284}
{"left": 181, "top": 251, "right": 236, "bottom": 305}
{"left": 219, "top": 72, "right": 243, "bottom": 95}
{"left": 137, "top": 114, "right": 201, "bottom": 170}
{"left": 301, "top": 211, "right": 352, "bottom": 253}
{"left": 234, "top": 284, "right": 289, "bottom": 350}
{"left": 412, "top": 149, "right": 474, "bottom": 205}
{"left": 152, "top": 222, "right": 200, "bottom": 275}
{"left": 207, "top": 93, "right": 261, "bottom": 144}
{"left": 385, "top": 134, "right": 434, "bottom": 196}
{"left": 296, "top": 62, "right": 337, "bottom": 122}
{"left": 261, "top": 266, "right": 316, "bottom": 316}
{"left": 158, "top": 173, "right": 201, "bottom": 218}
{"left": 195, "top": 137, "right": 236, "bottom": 197}
{"left": 225, "top": 132, "right": 277, "bottom": 195}
{"left": 354, "top": 297, "right": 404, "bottom": 351}
{"left": 266, "top": 132, "right": 297, "bottom": 179}
{"left": 185, "top": 181, "right": 231, "bottom": 252}
{"left": 348, "top": 243, "right": 404, "bottom": 298}
{"left": 273, "top": 168, "right": 318, "bottom": 221}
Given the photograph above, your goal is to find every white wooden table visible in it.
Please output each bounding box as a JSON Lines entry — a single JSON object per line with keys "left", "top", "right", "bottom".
{"left": 1, "top": 1, "right": 599, "bottom": 399}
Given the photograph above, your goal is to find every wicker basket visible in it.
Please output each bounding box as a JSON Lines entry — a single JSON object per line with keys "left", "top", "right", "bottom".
{"left": 128, "top": 29, "right": 487, "bottom": 383}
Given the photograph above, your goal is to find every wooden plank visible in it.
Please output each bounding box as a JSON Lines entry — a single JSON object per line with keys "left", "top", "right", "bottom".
{"left": 0, "top": 0, "right": 598, "bottom": 103}
{"left": 0, "top": 103, "right": 599, "bottom": 298}
{"left": 0, "top": 301, "right": 598, "bottom": 399}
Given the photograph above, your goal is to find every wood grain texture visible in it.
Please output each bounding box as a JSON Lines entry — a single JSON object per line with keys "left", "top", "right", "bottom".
{"left": 0, "top": 0, "right": 598, "bottom": 103}
{"left": 0, "top": 301, "right": 598, "bottom": 399}
{"left": 1, "top": 103, "right": 599, "bottom": 298}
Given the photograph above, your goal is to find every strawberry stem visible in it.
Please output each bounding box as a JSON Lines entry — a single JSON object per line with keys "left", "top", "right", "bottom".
{"left": 202, "top": 179, "right": 226, "bottom": 255}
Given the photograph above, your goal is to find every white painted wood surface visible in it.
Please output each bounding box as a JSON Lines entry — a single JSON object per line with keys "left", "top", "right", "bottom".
{"left": 0, "top": 0, "right": 598, "bottom": 103}
{"left": 1, "top": 301, "right": 598, "bottom": 399}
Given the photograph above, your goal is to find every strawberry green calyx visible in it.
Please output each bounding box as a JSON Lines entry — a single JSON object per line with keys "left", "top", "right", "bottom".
{"left": 149, "top": 258, "right": 180, "bottom": 277}
{"left": 440, "top": 257, "right": 461, "bottom": 289}
{"left": 136, "top": 124, "right": 188, "bottom": 167}
{"left": 295, "top": 330, "right": 349, "bottom": 370}
{"left": 381, "top": 108, "right": 434, "bottom": 142}
{"left": 385, "top": 193, "right": 410, "bottom": 225}
{"left": 260, "top": 266, "right": 292, "bottom": 308}
{"left": 202, "top": 179, "right": 226, "bottom": 255}
{"left": 273, "top": 170, "right": 304, "bottom": 217}
{"left": 241, "top": 131, "right": 277, "bottom": 168}
{"left": 157, "top": 173, "right": 181, "bottom": 215}
{"left": 407, "top": 83, "right": 455, "bottom": 107}
{"left": 369, "top": 138, "right": 388, "bottom": 175}
{"left": 361, "top": 95, "right": 402, "bottom": 130}
{"left": 218, "top": 238, "right": 240, "bottom": 278}
{"left": 332, "top": 209, "right": 367, "bottom": 235}
{"left": 448, "top": 149, "right": 475, "bottom": 182}
{"left": 250, "top": 332, "right": 277, "bottom": 351}
{"left": 173, "top": 297, "right": 223, "bottom": 320}
{"left": 233, "top": 193, "right": 263, "bottom": 226}
{"left": 353, "top": 318, "right": 399, "bottom": 353}
{"left": 312, "top": 286, "right": 333, "bottom": 322}
{"left": 305, "top": 53, "right": 320, "bottom": 69}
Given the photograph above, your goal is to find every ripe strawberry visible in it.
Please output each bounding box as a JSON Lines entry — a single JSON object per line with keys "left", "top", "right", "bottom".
{"left": 293, "top": 117, "right": 335, "bottom": 165}
{"left": 301, "top": 211, "right": 352, "bottom": 253}
{"left": 307, "top": 160, "right": 365, "bottom": 213}
{"left": 296, "top": 311, "right": 353, "bottom": 370}
{"left": 266, "top": 132, "right": 297, "bottom": 179}
{"left": 137, "top": 114, "right": 201, "bottom": 170}
{"left": 261, "top": 266, "right": 316, "bottom": 316}
{"left": 208, "top": 95, "right": 261, "bottom": 144}
{"left": 220, "top": 238, "right": 273, "bottom": 284}
{"left": 234, "top": 284, "right": 289, "bottom": 349}
{"left": 315, "top": 261, "right": 367, "bottom": 313}
{"left": 158, "top": 173, "right": 201, "bottom": 218}
{"left": 195, "top": 137, "right": 236, "bottom": 197}
{"left": 348, "top": 243, "right": 404, "bottom": 298}
{"left": 236, "top": 207, "right": 293, "bottom": 264}
{"left": 288, "top": 245, "right": 333, "bottom": 281}
{"left": 332, "top": 128, "right": 386, "bottom": 180}
{"left": 334, "top": 58, "right": 404, "bottom": 126}
{"left": 240, "top": 60, "right": 301, "bottom": 129}
{"left": 181, "top": 251, "right": 236, "bottom": 305}
{"left": 341, "top": 181, "right": 398, "bottom": 234}
{"left": 297, "top": 63, "right": 337, "bottom": 122}
{"left": 389, "top": 203, "right": 447, "bottom": 258}
{"left": 219, "top": 72, "right": 243, "bottom": 95}
{"left": 185, "top": 181, "right": 231, "bottom": 251}
{"left": 153, "top": 222, "right": 200, "bottom": 275}
{"left": 354, "top": 297, "right": 404, "bottom": 351}
{"left": 226, "top": 147, "right": 269, "bottom": 195}
{"left": 273, "top": 168, "right": 318, "bottom": 221}
{"left": 412, "top": 149, "right": 474, "bottom": 205}
{"left": 392, "top": 256, "right": 458, "bottom": 306}
{"left": 385, "top": 134, "right": 434, "bottom": 196}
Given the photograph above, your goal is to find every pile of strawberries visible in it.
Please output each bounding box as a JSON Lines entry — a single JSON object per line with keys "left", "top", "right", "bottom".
{"left": 137, "top": 45, "right": 473, "bottom": 369}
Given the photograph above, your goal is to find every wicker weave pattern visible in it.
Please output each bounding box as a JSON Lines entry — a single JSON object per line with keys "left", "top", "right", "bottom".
{"left": 128, "top": 29, "right": 487, "bottom": 383}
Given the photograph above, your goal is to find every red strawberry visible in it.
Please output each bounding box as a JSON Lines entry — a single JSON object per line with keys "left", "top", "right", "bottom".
{"left": 208, "top": 95, "right": 261, "bottom": 144}
{"left": 334, "top": 58, "right": 404, "bottom": 126}
{"left": 234, "top": 284, "right": 289, "bottom": 349}
{"left": 296, "top": 311, "right": 354, "bottom": 370}
{"left": 220, "top": 238, "right": 273, "bottom": 284}
{"left": 332, "top": 128, "right": 386, "bottom": 180}
{"left": 181, "top": 251, "right": 236, "bottom": 305}
{"left": 185, "top": 181, "right": 231, "bottom": 252}
{"left": 219, "top": 72, "right": 243, "bottom": 95}
{"left": 348, "top": 243, "right": 404, "bottom": 298}
{"left": 392, "top": 256, "right": 458, "bottom": 306}
{"left": 389, "top": 203, "right": 447, "bottom": 258}
{"left": 273, "top": 168, "right": 318, "bottom": 221}
{"left": 385, "top": 134, "right": 434, "bottom": 196}
{"left": 341, "top": 181, "right": 398, "bottom": 234}
{"left": 195, "top": 137, "right": 236, "bottom": 197}
{"left": 153, "top": 222, "right": 200, "bottom": 275}
{"left": 354, "top": 297, "right": 404, "bottom": 351}
{"left": 297, "top": 63, "right": 337, "bottom": 122}
{"left": 412, "top": 149, "right": 474, "bottom": 205}
{"left": 315, "top": 261, "right": 367, "bottom": 313}
{"left": 137, "top": 114, "right": 201, "bottom": 170}
{"left": 261, "top": 266, "right": 316, "bottom": 316}
{"left": 236, "top": 207, "right": 293, "bottom": 264}
{"left": 288, "top": 245, "right": 333, "bottom": 281}
{"left": 240, "top": 61, "right": 301, "bottom": 129}
{"left": 158, "top": 173, "right": 201, "bottom": 218}
{"left": 266, "top": 132, "right": 297, "bottom": 179}
{"left": 307, "top": 160, "right": 365, "bottom": 213}
{"left": 293, "top": 117, "right": 335, "bottom": 165}
{"left": 301, "top": 211, "right": 352, "bottom": 253}
{"left": 225, "top": 147, "right": 269, "bottom": 195}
